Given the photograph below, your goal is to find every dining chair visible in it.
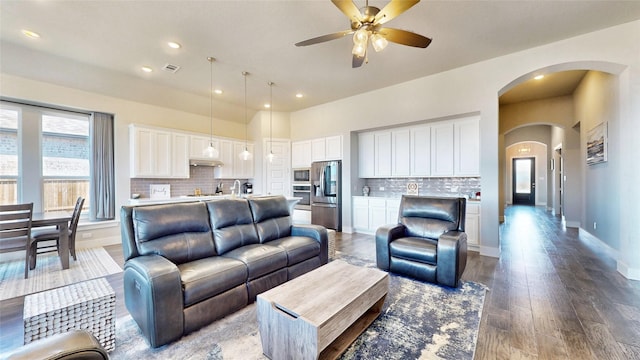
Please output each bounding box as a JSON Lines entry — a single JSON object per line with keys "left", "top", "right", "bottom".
{"left": 29, "top": 197, "right": 84, "bottom": 270}
{"left": 0, "top": 203, "right": 34, "bottom": 279}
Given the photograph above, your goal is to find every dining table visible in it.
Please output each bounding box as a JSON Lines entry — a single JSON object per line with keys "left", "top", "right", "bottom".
{"left": 31, "top": 211, "right": 72, "bottom": 270}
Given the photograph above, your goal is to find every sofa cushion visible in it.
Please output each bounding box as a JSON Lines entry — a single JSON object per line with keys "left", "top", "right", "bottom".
{"left": 389, "top": 237, "right": 438, "bottom": 265}
{"left": 266, "top": 236, "right": 320, "bottom": 265}
{"left": 222, "top": 244, "right": 287, "bottom": 281}
{"left": 248, "top": 196, "right": 292, "bottom": 243}
{"left": 178, "top": 257, "right": 247, "bottom": 307}
{"left": 132, "top": 202, "right": 215, "bottom": 264}
{"left": 206, "top": 199, "right": 260, "bottom": 255}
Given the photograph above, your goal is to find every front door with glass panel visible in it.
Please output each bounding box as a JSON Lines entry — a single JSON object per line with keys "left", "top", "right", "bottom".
{"left": 513, "top": 157, "right": 535, "bottom": 205}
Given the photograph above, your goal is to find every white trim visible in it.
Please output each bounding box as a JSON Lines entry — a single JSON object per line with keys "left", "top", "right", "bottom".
{"left": 77, "top": 236, "right": 121, "bottom": 249}
{"left": 480, "top": 246, "right": 500, "bottom": 258}
{"left": 617, "top": 261, "right": 640, "bottom": 281}
{"left": 578, "top": 228, "right": 639, "bottom": 280}
{"left": 341, "top": 226, "right": 354, "bottom": 234}
{"left": 565, "top": 220, "right": 580, "bottom": 228}
{"left": 77, "top": 220, "right": 120, "bottom": 231}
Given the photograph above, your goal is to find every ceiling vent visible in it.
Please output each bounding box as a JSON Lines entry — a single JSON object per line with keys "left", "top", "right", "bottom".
{"left": 162, "top": 63, "right": 181, "bottom": 73}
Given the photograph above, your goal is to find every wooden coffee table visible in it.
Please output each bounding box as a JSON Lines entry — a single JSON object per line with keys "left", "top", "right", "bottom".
{"left": 256, "top": 260, "right": 389, "bottom": 360}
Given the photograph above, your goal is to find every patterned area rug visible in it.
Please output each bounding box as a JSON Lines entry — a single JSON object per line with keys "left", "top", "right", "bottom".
{"left": 0, "top": 247, "right": 122, "bottom": 301}
{"left": 111, "top": 254, "right": 487, "bottom": 360}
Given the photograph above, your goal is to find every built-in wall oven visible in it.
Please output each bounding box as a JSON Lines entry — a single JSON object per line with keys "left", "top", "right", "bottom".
{"left": 292, "top": 183, "right": 311, "bottom": 210}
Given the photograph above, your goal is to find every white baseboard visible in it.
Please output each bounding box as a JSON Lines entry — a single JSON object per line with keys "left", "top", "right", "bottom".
{"left": 565, "top": 220, "right": 580, "bottom": 228}
{"left": 578, "top": 228, "right": 640, "bottom": 280}
{"left": 77, "top": 236, "right": 121, "bottom": 249}
{"left": 340, "top": 226, "right": 354, "bottom": 234}
{"left": 480, "top": 246, "right": 500, "bottom": 258}
{"left": 617, "top": 261, "right": 640, "bottom": 281}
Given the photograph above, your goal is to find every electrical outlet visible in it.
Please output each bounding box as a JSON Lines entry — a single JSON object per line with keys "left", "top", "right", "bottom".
{"left": 82, "top": 232, "right": 92, "bottom": 239}
{"left": 593, "top": 222, "right": 597, "bottom": 230}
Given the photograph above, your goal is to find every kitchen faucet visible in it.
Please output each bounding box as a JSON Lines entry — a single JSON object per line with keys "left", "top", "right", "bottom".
{"left": 232, "top": 179, "right": 241, "bottom": 196}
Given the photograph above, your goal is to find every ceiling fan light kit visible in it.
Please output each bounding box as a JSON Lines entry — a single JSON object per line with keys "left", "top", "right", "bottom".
{"left": 296, "top": 0, "right": 431, "bottom": 68}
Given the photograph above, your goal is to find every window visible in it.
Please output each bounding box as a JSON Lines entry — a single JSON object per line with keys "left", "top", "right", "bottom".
{"left": 0, "top": 107, "right": 19, "bottom": 205}
{"left": 0, "top": 101, "right": 91, "bottom": 213}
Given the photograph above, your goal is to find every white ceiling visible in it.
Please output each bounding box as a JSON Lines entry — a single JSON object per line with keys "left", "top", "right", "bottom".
{"left": 2, "top": 1, "right": 640, "bottom": 122}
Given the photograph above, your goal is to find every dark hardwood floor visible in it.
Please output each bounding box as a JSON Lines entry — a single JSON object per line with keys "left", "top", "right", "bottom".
{"left": 1, "top": 205, "right": 639, "bottom": 359}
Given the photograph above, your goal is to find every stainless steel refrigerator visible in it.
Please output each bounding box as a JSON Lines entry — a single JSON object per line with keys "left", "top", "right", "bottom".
{"left": 310, "top": 160, "right": 341, "bottom": 231}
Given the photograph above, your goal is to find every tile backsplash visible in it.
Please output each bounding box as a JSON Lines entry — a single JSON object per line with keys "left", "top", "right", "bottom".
{"left": 362, "top": 177, "right": 481, "bottom": 199}
{"left": 130, "top": 166, "right": 248, "bottom": 199}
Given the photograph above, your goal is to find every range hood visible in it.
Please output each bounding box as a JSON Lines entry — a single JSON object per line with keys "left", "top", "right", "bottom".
{"left": 189, "top": 158, "right": 224, "bottom": 167}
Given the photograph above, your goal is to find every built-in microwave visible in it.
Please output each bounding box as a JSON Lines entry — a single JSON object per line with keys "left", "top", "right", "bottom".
{"left": 293, "top": 168, "right": 310, "bottom": 183}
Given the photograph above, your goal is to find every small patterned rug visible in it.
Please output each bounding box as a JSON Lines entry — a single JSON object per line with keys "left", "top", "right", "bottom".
{"left": 0, "top": 247, "right": 122, "bottom": 301}
{"left": 111, "top": 254, "right": 487, "bottom": 360}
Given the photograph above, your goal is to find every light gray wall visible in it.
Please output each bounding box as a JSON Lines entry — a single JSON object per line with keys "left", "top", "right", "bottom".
{"left": 574, "top": 71, "right": 620, "bottom": 249}
{"left": 290, "top": 21, "right": 640, "bottom": 263}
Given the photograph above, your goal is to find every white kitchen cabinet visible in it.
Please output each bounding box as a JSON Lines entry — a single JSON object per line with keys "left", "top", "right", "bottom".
{"left": 311, "top": 138, "right": 326, "bottom": 162}
{"left": 386, "top": 199, "right": 401, "bottom": 224}
{"left": 392, "top": 129, "right": 411, "bottom": 176}
{"left": 171, "top": 132, "right": 190, "bottom": 178}
{"left": 358, "top": 132, "right": 375, "bottom": 178}
{"left": 291, "top": 140, "right": 312, "bottom": 168}
{"left": 292, "top": 209, "right": 311, "bottom": 225}
{"left": 353, "top": 197, "right": 370, "bottom": 231}
{"left": 431, "top": 122, "right": 455, "bottom": 176}
{"left": 189, "top": 135, "right": 219, "bottom": 160}
{"left": 410, "top": 125, "right": 431, "bottom": 177}
{"left": 325, "top": 135, "right": 342, "bottom": 160}
{"left": 368, "top": 198, "right": 387, "bottom": 231}
{"left": 216, "top": 140, "right": 234, "bottom": 179}
{"left": 129, "top": 125, "right": 172, "bottom": 178}
{"left": 465, "top": 202, "right": 480, "bottom": 249}
{"left": 374, "top": 132, "right": 392, "bottom": 177}
{"left": 454, "top": 116, "right": 480, "bottom": 176}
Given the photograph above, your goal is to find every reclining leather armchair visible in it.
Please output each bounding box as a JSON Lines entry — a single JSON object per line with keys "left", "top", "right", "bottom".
{"left": 6, "top": 330, "right": 109, "bottom": 360}
{"left": 376, "top": 196, "right": 467, "bottom": 287}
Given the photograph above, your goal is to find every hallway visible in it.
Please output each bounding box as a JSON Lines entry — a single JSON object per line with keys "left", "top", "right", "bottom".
{"left": 473, "top": 205, "right": 640, "bottom": 359}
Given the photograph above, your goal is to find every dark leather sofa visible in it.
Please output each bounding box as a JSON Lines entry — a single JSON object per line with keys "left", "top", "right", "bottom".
{"left": 376, "top": 195, "right": 467, "bottom": 287}
{"left": 6, "top": 330, "right": 109, "bottom": 360}
{"left": 120, "top": 195, "right": 328, "bottom": 348}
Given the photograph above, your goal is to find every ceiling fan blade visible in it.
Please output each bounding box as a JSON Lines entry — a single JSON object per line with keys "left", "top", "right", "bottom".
{"left": 374, "top": 0, "right": 420, "bottom": 25}
{"left": 379, "top": 27, "right": 432, "bottom": 48}
{"left": 352, "top": 52, "right": 366, "bottom": 68}
{"left": 295, "top": 30, "right": 354, "bottom": 47}
{"left": 332, "top": 0, "right": 363, "bottom": 24}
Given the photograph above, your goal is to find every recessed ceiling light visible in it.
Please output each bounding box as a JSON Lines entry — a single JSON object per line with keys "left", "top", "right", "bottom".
{"left": 264, "top": 103, "right": 271, "bottom": 109}
{"left": 141, "top": 66, "right": 153, "bottom": 73}
{"left": 167, "top": 41, "right": 181, "bottom": 49}
{"left": 214, "top": 89, "right": 223, "bottom": 95}
{"left": 295, "top": 93, "right": 304, "bottom": 98}
{"left": 534, "top": 75, "right": 544, "bottom": 80}
{"left": 21, "top": 29, "right": 40, "bottom": 39}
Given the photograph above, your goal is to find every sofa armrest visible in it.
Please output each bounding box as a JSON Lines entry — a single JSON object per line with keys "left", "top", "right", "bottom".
{"left": 7, "top": 330, "right": 108, "bottom": 360}
{"left": 291, "top": 224, "right": 328, "bottom": 264}
{"left": 123, "top": 255, "right": 184, "bottom": 348}
{"left": 375, "top": 224, "right": 406, "bottom": 271}
{"left": 436, "top": 230, "right": 468, "bottom": 287}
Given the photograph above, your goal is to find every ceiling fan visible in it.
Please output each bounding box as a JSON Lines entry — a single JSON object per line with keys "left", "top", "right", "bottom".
{"left": 295, "top": 0, "right": 432, "bottom": 68}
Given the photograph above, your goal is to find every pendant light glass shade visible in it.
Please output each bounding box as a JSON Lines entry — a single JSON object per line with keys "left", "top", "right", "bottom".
{"left": 240, "top": 71, "right": 252, "bottom": 161}
{"left": 204, "top": 57, "right": 219, "bottom": 159}
{"left": 371, "top": 33, "right": 388, "bottom": 52}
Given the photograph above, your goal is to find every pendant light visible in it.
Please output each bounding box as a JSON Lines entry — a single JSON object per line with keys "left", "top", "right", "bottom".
{"left": 203, "top": 57, "right": 219, "bottom": 158}
{"left": 239, "top": 71, "right": 252, "bottom": 161}
{"left": 266, "top": 81, "right": 275, "bottom": 163}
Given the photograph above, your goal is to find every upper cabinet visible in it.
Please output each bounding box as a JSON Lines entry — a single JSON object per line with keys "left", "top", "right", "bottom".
{"left": 130, "top": 125, "right": 186, "bottom": 179}
{"left": 291, "top": 140, "right": 312, "bottom": 168}
{"left": 357, "top": 116, "right": 479, "bottom": 178}
{"left": 130, "top": 124, "right": 255, "bottom": 179}
{"left": 454, "top": 117, "right": 480, "bottom": 176}
{"left": 293, "top": 135, "right": 342, "bottom": 168}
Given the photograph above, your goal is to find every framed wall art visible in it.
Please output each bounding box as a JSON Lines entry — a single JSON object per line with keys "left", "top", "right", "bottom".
{"left": 586, "top": 122, "right": 607, "bottom": 165}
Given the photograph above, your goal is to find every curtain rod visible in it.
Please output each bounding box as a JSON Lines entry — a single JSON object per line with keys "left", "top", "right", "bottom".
{"left": 0, "top": 96, "right": 110, "bottom": 117}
